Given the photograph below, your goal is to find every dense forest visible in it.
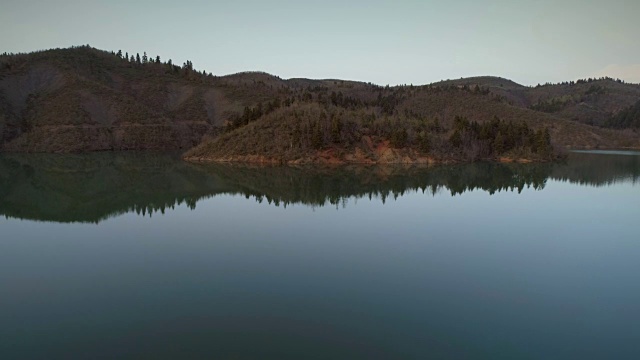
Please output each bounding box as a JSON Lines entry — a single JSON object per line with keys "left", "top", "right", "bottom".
{"left": 606, "top": 100, "right": 640, "bottom": 128}
{"left": 187, "top": 98, "right": 557, "bottom": 163}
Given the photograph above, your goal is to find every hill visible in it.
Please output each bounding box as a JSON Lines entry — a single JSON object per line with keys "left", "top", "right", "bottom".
{"left": 522, "top": 79, "right": 640, "bottom": 127}
{"left": 1, "top": 46, "right": 640, "bottom": 160}
{"left": 0, "top": 46, "right": 217, "bottom": 151}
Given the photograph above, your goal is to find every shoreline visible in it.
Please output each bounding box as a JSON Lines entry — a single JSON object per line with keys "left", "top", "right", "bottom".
{"left": 182, "top": 154, "right": 547, "bottom": 165}
{"left": 183, "top": 139, "right": 559, "bottom": 165}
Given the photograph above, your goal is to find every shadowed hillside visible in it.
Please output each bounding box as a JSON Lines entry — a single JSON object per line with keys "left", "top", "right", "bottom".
{"left": 1, "top": 47, "right": 215, "bottom": 151}
{"left": 434, "top": 76, "right": 640, "bottom": 128}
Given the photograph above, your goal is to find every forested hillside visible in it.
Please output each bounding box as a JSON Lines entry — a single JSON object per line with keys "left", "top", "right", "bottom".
{"left": 1, "top": 46, "right": 639, "bottom": 162}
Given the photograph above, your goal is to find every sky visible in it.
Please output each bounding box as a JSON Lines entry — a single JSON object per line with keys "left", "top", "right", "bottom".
{"left": 1, "top": 0, "right": 639, "bottom": 86}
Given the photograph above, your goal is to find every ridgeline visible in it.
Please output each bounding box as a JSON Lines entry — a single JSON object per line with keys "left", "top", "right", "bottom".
{"left": 1, "top": 46, "right": 639, "bottom": 163}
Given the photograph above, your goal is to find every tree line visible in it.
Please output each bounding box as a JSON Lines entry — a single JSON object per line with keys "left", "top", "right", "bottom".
{"left": 606, "top": 100, "right": 640, "bottom": 129}
{"left": 113, "top": 49, "right": 214, "bottom": 81}
{"left": 448, "top": 116, "right": 555, "bottom": 160}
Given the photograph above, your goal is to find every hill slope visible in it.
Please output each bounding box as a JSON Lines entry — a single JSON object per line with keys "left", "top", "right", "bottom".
{"left": 0, "top": 47, "right": 210, "bottom": 151}
{"left": 437, "top": 76, "right": 640, "bottom": 126}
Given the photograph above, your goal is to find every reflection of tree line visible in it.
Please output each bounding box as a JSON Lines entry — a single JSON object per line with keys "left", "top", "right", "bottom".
{"left": 0, "top": 151, "right": 637, "bottom": 223}
{"left": 200, "top": 163, "right": 552, "bottom": 208}
{"left": 0, "top": 153, "right": 234, "bottom": 223}
{"left": 551, "top": 152, "right": 640, "bottom": 186}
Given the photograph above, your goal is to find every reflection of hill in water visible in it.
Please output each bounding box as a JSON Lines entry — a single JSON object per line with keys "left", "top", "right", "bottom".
{"left": 203, "top": 163, "right": 552, "bottom": 207}
{"left": 552, "top": 151, "right": 640, "bottom": 187}
{"left": 0, "top": 153, "right": 235, "bottom": 223}
{"left": 0, "top": 151, "right": 638, "bottom": 223}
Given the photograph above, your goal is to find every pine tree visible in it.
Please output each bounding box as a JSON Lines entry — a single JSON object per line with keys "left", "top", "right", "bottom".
{"left": 183, "top": 60, "right": 193, "bottom": 77}
{"left": 391, "top": 128, "right": 408, "bottom": 148}
{"left": 493, "top": 131, "right": 505, "bottom": 154}
{"left": 136, "top": 53, "right": 141, "bottom": 65}
{"left": 312, "top": 122, "right": 324, "bottom": 149}
{"left": 293, "top": 121, "right": 302, "bottom": 147}
{"left": 418, "top": 132, "right": 430, "bottom": 153}
{"left": 242, "top": 106, "right": 251, "bottom": 125}
{"left": 331, "top": 115, "right": 342, "bottom": 143}
{"left": 541, "top": 128, "right": 552, "bottom": 158}
{"left": 450, "top": 129, "right": 462, "bottom": 148}
{"left": 433, "top": 118, "right": 442, "bottom": 133}
{"left": 533, "top": 128, "right": 552, "bottom": 158}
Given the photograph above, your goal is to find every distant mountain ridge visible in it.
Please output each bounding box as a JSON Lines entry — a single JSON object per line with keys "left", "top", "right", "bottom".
{"left": 1, "top": 46, "right": 639, "bottom": 158}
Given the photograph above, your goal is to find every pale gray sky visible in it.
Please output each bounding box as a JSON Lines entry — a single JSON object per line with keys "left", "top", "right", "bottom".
{"left": 2, "top": 0, "right": 639, "bottom": 85}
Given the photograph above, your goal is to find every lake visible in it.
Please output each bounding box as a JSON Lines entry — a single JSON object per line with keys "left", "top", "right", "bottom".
{"left": 1, "top": 151, "right": 639, "bottom": 359}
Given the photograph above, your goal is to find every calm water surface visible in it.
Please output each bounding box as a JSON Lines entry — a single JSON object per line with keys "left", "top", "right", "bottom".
{"left": 1, "top": 151, "right": 639, "bottom": 359}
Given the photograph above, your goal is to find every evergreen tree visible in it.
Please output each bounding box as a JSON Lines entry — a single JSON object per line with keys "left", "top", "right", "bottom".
{"left": 533, "top": 129, "right": 552, "bottom": 158}
{"left": 418, "top": 132, "right": 431, "bottom": 153}
{"left": 331, "top": 115, "right": 342, "bottom": 143}
{"left": 183, "top": 60, "right": 193, "bottom": 77}
{"left": 493, "top": 131, "right": 505, "bottom": 154}
{"left": 293, "top": 121, "right": 302, "bottom": 147}
{"left": 541, "top": 128, "right": 552, "bottom": 158}
{"left": 449, "top": 129, "right": 462, "bottom": 148}
{"left": 391, "top": 127, "right": 408, "bottom": 148}
{"left": 311, "top": 122, "right": 324, "bottom": 149}
{"left": 242, "top": 106, "right": 251, "bottom": 125}
{"left": 433, "top": 118, "right": 442, "bottom": 133}
{"left": 136, "top": 53, "right": 141, "bottom": 65}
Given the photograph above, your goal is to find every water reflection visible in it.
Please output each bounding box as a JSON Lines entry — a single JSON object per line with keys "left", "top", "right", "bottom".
{"left": 553, "top": 151, "right": 640, "bottom": 186}
{"left": 0, "top": 151, "right": 638, "bottom": 223}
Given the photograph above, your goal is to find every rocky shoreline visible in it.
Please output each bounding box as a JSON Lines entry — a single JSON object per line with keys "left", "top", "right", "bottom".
{"left": 183, "top": 145, "right": 545, "bottom": 165}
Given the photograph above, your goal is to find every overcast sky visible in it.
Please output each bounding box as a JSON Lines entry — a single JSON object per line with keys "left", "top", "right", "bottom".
{"left": 2, "top": 0, "right": 639, "bottom": 85}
